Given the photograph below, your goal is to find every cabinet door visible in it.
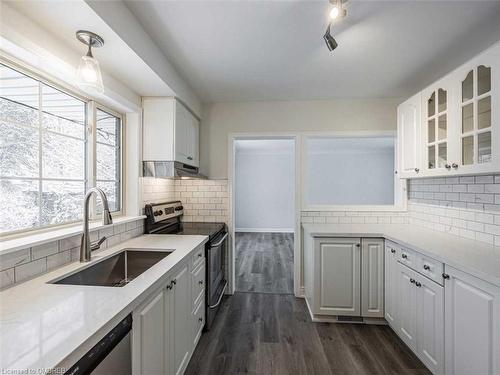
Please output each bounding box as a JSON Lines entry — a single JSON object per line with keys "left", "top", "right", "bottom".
{"left": 421, "top": 78, "right": 454, "bottom": 175}
{"left": 416, "top": 276, "right": 444, "bottom": 375}
{"left": 189, "top": 115, "right": 200, "bottom": 167}
{"left": 142, "top": 97, "right": 175, "bottom": 161}
{"left": 133, "top": 291, "right": 166, "bottom": 375}
{"left": 397, "top": 92, "right": 422, "bottom": 178}
{"left": 169, "top": 265, "right": 191, "bottom": 375}
{"left": 174, "top": 102, "right": 190, "bottom": 165}
{"left": 452, "top": 43, "right": 500, "bottom": 175}
{"left": 396, "top": 262, "right": 418, "bottom": 351}
{"left": 361, "top": 238, "right": 384, "bottom": 317}
{"left": 444, "top": 266, "right": 500, "bottom": 375}
{"left": 313, "top": 237, "right": 361, "bottom": 316}
{"left": 384, "top": 244, "right": 398, "bottom": 327}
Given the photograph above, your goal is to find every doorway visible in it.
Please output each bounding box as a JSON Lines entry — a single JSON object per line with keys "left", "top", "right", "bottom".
{"left": 232, "top": 138, "right": 296, "bottom": 294}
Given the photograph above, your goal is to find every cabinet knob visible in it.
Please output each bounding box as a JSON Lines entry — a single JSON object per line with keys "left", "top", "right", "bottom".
{"left": 445, "top": 164, "right": 451, "bottom": 170}
{"left": 442, "top": 273, "right": 450, "bottom": 279}
{"left": 187, "top": 156, "right": 193, "bottom": 161}
{"left": 410, "top": 278, "right": 415, "bottom": 284}
{"left": 199, "top": 280, "right": 204, "bottom": 285}
{"left": 401, "top": 254, "right": 408, "bottom": 259}
{"left": 415, "top": 281, "right": 422, "bottom": 287}
{"left": 198, "top": 253, "right": 203, "bottom": 258}
{"left": 452, "top": 163, "right": 458, "bottom": 169}
{"left": 391, "top": 249, "right": 396, "bottom": 254}
{"left": 423, "top": 264, "right": 430, "bottom": 271}
{"left": 356, "top": 243, "right": 361, "bottom": 248}
{"left": 414, "top": 168, "right": 420, "bottom": 173}
{"left": 172, "top": 279, "right": 177, "bottom": 285}
{"left": 198, "top": 317, "right": 203, "bottom": 323}
{"left": 166, "top": 284, "right": 172, "bottom": 290}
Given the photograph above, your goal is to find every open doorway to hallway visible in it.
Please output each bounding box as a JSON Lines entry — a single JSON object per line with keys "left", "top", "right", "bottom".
{"left": 233, "top": 138, "right": 295, "bottom": 294}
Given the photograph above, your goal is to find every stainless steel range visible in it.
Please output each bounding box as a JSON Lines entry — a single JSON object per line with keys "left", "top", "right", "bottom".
{"left": 144, "top": 201, "right": 227, "bottom": 330}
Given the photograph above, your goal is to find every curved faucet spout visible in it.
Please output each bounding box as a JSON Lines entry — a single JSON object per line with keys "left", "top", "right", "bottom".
{"left": 80, "top": 187, "right": 114, "bottom": 262}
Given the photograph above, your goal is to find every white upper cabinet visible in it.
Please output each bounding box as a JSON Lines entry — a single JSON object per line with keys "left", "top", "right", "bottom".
{"left": 397, "top": 42, "right": 500, "bottom": 178}
{"left": 397, "top": 92, "right": 422, "bottom": 178}
{"left": 421, "top": 77, "right": 455, "bottom": 175}
{"left": 143, "top": 97, "right": 200, "bottom": 167}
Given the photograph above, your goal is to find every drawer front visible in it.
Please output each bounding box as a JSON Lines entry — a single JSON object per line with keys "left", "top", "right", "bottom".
{"left": 397, "top": 247, "right": 418, "bottom": 269}
{"left": 417, "top": 254, "right": 444, "bottom": 285}
{"left": 191, "top": 245, "right": 205, "bottom": 270}
{"left": 192, "top": 299, "right": 205, "bottom": 346}
{"left": 191, "top": 262, "right": 205, "bottom": 310}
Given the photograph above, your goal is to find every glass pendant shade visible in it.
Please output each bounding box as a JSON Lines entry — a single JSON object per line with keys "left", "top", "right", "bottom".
{"left": 76, "top": 54, "right": 104, "bottom": 94}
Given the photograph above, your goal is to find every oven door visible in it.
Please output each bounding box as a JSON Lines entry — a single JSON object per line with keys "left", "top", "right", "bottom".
{"left": 206, "top": 231, "right": 228, "bottom": 330}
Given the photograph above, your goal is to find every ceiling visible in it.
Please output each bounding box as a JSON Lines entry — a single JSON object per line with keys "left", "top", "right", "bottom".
{"left": 125, "top": 0, "right": 500, "bottom": 103}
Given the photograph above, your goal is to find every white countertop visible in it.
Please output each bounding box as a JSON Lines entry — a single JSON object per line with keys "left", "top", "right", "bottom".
{"left": 0, "top": 234, "right": 208, "bottom": 372}
{"left": 303, "top": 223, "right": 500, "bottom": 287}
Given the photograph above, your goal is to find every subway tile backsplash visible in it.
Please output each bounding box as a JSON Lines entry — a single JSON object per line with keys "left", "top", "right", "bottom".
{"left": 0, "top": 219, "right": 145, "bottom": 290}
{"left": 408, "top": 174, "right": 500, "bottom": 245}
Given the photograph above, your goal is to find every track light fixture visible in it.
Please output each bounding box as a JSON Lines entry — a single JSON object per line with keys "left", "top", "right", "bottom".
{"left": 324, "top": 0, "right": 347, "bottom": 52}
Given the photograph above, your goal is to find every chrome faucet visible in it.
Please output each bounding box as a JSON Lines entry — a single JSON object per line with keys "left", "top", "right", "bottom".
{"left": 80, "top": 187, "right": 113, "bottom": 262}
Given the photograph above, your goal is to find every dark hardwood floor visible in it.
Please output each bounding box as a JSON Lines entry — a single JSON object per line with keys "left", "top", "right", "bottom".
{"left": 185, "top": 293, "right": 431, "bottom": 375}
{"left": 235, "top": 232, "right": 294, "bottom": 294}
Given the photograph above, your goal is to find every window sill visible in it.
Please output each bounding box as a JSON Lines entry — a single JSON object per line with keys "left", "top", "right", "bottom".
{"left": 0, "top": 216, "right": 146, "bottom": 256}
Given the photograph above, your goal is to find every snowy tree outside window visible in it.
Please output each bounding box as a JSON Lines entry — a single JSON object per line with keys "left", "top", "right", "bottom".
{"left": 0, "top": 63, "right": 122, "bottom": 234}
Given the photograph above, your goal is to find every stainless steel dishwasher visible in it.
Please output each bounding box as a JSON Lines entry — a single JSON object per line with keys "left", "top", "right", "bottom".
{"left": 65, "top": 314, "right": 132, "bottom": 375}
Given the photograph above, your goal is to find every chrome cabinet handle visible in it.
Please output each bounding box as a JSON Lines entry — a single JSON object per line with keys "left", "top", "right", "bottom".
{"left": 415, "top": 281, "right": 422, "bottom": 287}
{"left": 445, "top": 164, "right": 451, "bottom": 170}
{"left": 172, "top": 279, "right": 177, "bottom": 285}
{"left": 423, "top": 264, "right": 430, "bottom": 271}
{"left": 442, "top": 273, "right": 450, "bottom": 279}
{"left": 198, "top": 253, "right": 203, "bottom": 258}
{"left": 410, "top": 278, "right": 415, "bottom": 284}
{"left": 199, "top": 280, "right": 204, "bottom": 286}
{"left": 414, "top": 168, "right": 420, "bottom": 173}
{"left": 198, "top": 317, "right": 203, "bottom": 322}
{"left": 401, "top": 254, "right": 408, "bottom": 259}
{"left": 390, "top": 249, "right": 396, "bottom": 254}
{"left": 452, "top": 163, "right": 458, "bottom": 169}
{"left": 187, "top": 156, "right": 193, "bottom": 160}
{"left": 166, "top": 284, "right": 172, "bottom": 290}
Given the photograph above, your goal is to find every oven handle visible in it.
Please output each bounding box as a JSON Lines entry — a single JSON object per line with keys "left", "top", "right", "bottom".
{"left": 209, "top": 280, "right": 227, "bottom": 309}
{"left": 210, "top": 232, "right": 228, "bottom": 248}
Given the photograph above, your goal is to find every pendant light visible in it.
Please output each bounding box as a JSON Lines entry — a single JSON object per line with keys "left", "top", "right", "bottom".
{"left": 76, "top": 30, "right": 105, "bottom": 94}
{"left": 324, "top": 0, "right": 347, "bottom": 52}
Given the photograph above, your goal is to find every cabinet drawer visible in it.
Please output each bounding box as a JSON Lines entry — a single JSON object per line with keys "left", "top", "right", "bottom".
{"left": 191, "top": 262, "right": 205, "bottom": 310}
{"left": 192, "top": 299, "right": 205, "bottom": 346}
{"left": 417, "top": 254, "right": 444, "bottom": 286}
{"left": 397, "top": 247, "right": 418, "bottom": 269}
{"left": 191, "top": 246, "right": 205, "bottom": 270}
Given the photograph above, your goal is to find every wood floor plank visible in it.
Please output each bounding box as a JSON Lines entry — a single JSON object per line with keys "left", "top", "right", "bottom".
{"left": 185, "top": 293, "right": 431, "bottom": 375}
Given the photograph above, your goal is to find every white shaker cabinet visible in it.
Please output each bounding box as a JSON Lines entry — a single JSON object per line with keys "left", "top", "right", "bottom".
{"left": 313, "top": 237, "right": 361, "bottom": 316}
{"left": 384, "top": 244, "right": 399, "bottom": 327}
{"left": 361, "top": 238, "right": 384, "bottom": 318}
{"left": 444, "top": 266, "right": 500, "bottom": 375}
{"left": 143, "top": 97, "right": 200, "bottom": 167}
{"left": 397, "top": 92, "right": 422, "bottom": 178}
{"left": 396, "top": 262, "right": 419, "bottom": 352}
{"left": 168, "top": 264, "right": 191, "bottom": 375}
{"left": 132, "top": 290, "right": 167, "bottom": 375}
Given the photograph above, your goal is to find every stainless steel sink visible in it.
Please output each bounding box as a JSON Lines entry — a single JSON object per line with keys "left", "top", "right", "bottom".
{"left": 52, "top": 249, "right": 172, "bottom": 287}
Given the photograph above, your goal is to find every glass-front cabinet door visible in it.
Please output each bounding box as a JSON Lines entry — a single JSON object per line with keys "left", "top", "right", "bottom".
{"left": 422, "top": 79, "right": 452, "bottom": 174}
{"left": 453, "top": 43, "right": 499, "bottom": 174}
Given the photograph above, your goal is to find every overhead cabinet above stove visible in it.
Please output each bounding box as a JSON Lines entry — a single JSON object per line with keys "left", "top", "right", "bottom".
{"left": 143, "top": 97, "right": 200, "bottom": 168}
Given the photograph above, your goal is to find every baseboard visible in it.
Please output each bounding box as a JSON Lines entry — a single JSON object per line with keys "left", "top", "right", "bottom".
{"left": 235, "top": 228, "right": 294, "bottom": 233}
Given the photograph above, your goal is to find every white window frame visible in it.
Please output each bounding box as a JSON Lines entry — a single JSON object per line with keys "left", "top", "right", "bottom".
{"left": 0, "top": 59, "right": 125, "bottom": 237}
{"left": 301, "top": 131, "right": 406, "bottom": 212}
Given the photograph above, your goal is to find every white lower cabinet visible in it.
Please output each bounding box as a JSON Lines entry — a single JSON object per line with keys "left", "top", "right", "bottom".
{"left": 361, "top": 238, "right": 384, "bottom": 318}
{"left": 391, "top": 261, "right": 444, "bottom": 375}
{"left": 444, "top": 266, "right": 500, "bottom": 375}
{"left": 132, "top": 248, "right": 206, "bottom": 375}
{"left": 169, "top": 265, "right": 191, "bottom": 375}
{"left": 133, "top": 290, "right": 166, "bottom": 375}
{"left": 384, "top": 244, "right": 399, "bottom": 327}
{"left": 313, "top": 237, "right": 361, "bottom": 316}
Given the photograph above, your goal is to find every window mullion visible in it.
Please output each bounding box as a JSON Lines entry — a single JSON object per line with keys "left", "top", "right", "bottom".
{"left": 38, "top": 82, "right": 43, "bottom": 228}
{"left": 87, "top": 101, "right": 97, "bottom": 219}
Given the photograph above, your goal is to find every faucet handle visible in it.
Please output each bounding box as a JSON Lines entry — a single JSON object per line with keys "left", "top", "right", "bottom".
{"left": 103, "top": 209, "right": 113, "bottom": 225}
{"left": 91, "top": 236, "right": 107, "bottom": 251}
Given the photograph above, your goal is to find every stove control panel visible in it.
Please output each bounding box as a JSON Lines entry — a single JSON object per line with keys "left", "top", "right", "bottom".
{"left": 145, "top": 201, "right": 183, "bottom": 223}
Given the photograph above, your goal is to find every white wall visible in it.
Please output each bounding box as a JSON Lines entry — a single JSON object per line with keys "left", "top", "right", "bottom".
{"left": 235, "top": 139, "right": 295, "bottom": 232}
{"left": 200, "top": 98, "right": 401, "bottom": 178}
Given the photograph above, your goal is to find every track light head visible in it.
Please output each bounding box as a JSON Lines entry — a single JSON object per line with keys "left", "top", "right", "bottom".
{"left": 323, "top": 23, "right": 338, "bottom": 51}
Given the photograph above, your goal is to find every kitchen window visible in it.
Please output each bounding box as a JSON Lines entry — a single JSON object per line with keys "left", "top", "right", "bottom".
{"left": 0, "top": 63, "right": 123, "bottom": 235}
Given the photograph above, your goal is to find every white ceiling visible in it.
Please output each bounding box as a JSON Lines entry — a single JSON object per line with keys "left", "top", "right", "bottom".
{"left": 125, "top": 0, "right": 500, "bottom": 103}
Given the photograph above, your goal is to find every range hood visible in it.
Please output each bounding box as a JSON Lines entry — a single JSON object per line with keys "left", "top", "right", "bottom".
{"left": 143, "top": 161, "right": 206, "bottom": 179}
